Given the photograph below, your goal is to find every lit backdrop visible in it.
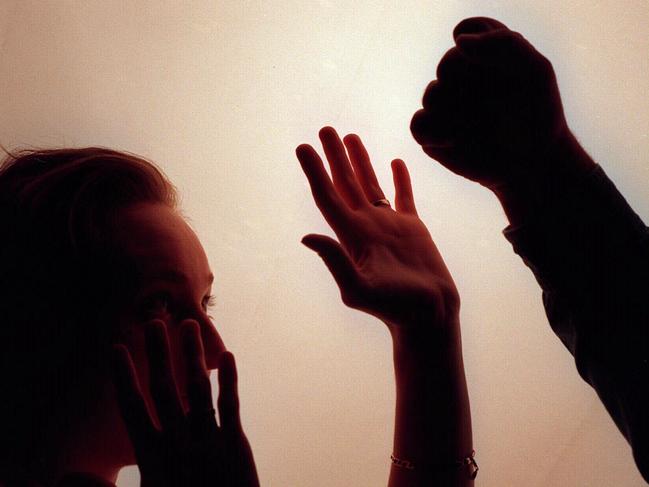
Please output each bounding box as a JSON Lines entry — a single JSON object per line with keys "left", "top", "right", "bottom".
{"left": 0, "top": 1, "right": 647, "bottom": 486}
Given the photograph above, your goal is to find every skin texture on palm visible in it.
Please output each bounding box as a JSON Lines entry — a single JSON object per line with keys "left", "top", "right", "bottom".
{"left": 297, "top": 127, "right": 474, "bottom": 486}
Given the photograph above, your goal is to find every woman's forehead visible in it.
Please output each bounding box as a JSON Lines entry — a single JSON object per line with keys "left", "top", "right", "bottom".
{"left": 115, "top": 203, "right": 211, "bottom": 281}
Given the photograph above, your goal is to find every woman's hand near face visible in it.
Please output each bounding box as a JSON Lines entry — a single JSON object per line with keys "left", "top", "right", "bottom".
{"left": 111, "top": 320, "right": 259, "bottom": 487}
{"left": 297, "top": 126, "right": 459, "bottom": 339}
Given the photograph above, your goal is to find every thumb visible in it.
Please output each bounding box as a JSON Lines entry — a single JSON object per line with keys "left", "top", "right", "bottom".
{"left": 452, "top": 16, "right": 510, "bottom": 40}
{"left": 455, "top": 29, "right": 533, "bottom": 65}
{"left": 301, "top": 234, "right": 364, "bottom": 305}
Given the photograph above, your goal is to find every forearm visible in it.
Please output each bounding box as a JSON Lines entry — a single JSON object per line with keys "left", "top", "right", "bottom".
{"left": 491, "top": 132, "right": 649, "bottom": 481}
{"left": 388, "top": 321, "right": 474, "bottom": 487}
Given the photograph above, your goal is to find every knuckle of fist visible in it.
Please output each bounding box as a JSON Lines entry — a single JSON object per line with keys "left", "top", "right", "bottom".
{"left": 537, "top": 55, "right": 555, "bottom": 76}
{"left": 509, "top": 31, "right": 524, "bottom": 42}
{"left": 436, "top": 48, "right": 463, "bottom": 80}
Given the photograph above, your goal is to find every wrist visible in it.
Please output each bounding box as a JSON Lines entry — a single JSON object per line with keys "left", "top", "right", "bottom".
{"left": 491, "top": 130, "right": 596, "bottom": 226}
{"left": 389, "top": 314, "right": 473, "bottom": 475}
{"left": 389, "top": 312, "right": 460, "bottom": 348}
{"left": 389, "top": 314, "right": 463, "bottom": 372}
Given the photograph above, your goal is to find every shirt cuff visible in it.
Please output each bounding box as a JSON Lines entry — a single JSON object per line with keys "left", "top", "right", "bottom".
{"left": 501, "top": 164, "right": 649, "bottom": 291}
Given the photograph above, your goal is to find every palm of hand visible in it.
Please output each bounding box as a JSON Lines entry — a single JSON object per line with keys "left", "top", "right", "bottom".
{"left": 298, "top": 127, "right": 459, "bottom": 332}
{"left": 348, "top": 211, "right": 457, "bottom": 328}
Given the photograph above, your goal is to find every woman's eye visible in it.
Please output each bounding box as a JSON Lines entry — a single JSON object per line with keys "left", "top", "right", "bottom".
{"left": 142, "top": 293, "right": 172, "bottom": 316}
{"left": 140, "top": 293, "right": 214, "bottom": 320}
{"left": 202, "top": 294, "right": 216, "bottom": 312}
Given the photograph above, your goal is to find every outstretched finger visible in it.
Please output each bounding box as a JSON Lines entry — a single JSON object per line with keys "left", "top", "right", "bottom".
{"left": 145, "top": 320, "right": 185, "bottom": 430}
{"left": 296, "top": 143, "right": 353, "bottom": 234}
{"left": 217, "top": 351, "right": 243, "bottom": 435}
{"left": 301, "top": 233, "right": 365, "bottom": 307}
{"left": 111, "top": 344, "right": 157, "bottom": 454}
{"left": 342, "top": 133, "right": 386, "bottom": 204}
{"left": 391, "top": 159, "right": 418, "bottom": 215}
{"left": 319, "top": 126, "right": 367, "bottom": 209}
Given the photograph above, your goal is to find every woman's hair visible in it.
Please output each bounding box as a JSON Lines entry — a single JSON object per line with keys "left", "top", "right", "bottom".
{"left": 0, "top": 147, "right": 177, "bottom": 471}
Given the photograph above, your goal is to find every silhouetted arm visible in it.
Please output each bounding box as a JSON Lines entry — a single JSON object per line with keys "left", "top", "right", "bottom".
{"left": 411, "top": 16, "right": 649, "bottom": 481}
{"left": 494, "top": 140, "right": 649, "bottom": 481}
{"left": 297, "top": 127, "right": 475, "bottom": 486}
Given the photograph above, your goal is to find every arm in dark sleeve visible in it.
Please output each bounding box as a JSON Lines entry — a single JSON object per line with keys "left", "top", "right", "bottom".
{"left": 502, "top": 165, "right": 649, "bottom": 481}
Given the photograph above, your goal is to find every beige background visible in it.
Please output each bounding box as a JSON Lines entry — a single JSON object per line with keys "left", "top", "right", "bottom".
{"left": 1, "top": 1, "right": 648, "bottom": 486}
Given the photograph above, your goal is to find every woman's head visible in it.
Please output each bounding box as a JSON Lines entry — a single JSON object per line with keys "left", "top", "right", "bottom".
{"left": 0, "top": 147, "right": 223, "bottom": 479}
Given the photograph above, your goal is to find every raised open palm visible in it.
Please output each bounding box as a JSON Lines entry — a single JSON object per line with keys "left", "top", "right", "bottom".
{"left": 297, "top": 127, "right": 459, "bottom": 332}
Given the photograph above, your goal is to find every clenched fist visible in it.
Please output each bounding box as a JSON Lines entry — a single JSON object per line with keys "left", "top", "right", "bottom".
{"left": 411, "top": 17, "right": 574, "bottom": 190}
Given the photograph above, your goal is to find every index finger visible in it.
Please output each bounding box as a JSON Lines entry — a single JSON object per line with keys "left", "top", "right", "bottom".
{"left": 296, "top": 143, "right": 354, "bottom": 233}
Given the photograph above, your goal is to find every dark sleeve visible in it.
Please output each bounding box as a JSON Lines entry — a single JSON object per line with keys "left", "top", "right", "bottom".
{"left": 502, "top": 165, "right": 649, "bottom": 482}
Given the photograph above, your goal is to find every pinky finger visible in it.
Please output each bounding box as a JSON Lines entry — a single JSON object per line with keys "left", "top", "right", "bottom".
{"left": 217, "top": 351, "right": 243, "bottom": 435}
{"left": 391, "top": 159, "right": 418, "bottom": 215}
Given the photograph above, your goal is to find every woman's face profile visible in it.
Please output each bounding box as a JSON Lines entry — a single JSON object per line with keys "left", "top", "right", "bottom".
{"left": 113, "top": 202, "right": 224, "bottom": 417}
